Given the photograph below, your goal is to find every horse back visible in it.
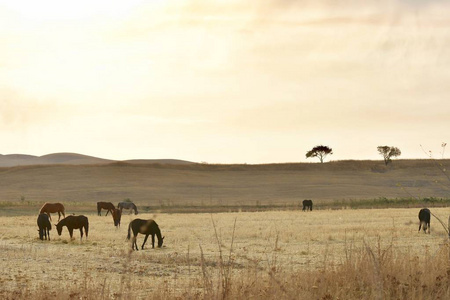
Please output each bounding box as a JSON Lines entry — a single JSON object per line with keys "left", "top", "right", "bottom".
{"left": 40, "top": 202, "right": 65, "bottom": 213}
{"left": 418, "top": 208, "right": 430, "bottom": 223}
{"left": 64, "top": 215, "right": 89, "bottom": 229}
{"left": 37, "top": 213, "right": 51, "bottom": 229}
{"left": 130, "top": 218, "right": 156, "bottom": 234}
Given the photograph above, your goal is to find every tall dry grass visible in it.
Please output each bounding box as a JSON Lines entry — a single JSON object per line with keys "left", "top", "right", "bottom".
{"left": 0, "top": 209, "right": 448, "bottom": 299}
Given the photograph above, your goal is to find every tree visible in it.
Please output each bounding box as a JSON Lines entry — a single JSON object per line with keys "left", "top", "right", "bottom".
{"left": 377, "top": 146, "right": 401, "bottom": 165}
{"left": 306, "top": 145, "right": 333, "bottom": 163}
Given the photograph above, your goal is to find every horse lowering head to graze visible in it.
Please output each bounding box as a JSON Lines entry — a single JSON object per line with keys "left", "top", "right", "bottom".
{"left": 302, "top": 199, "right": 313, "bottom": 211}
{"left": 37, "top": 213, "right": 51, "bottom": 240}
{"left": 112, "top": 208, "right": 122, "bottom": 227}
{"left": 127, "top": 219, "right": 164, "bottom": 250}
{"left": 97, "top": 202, "right": 115, "bottom": 216}
{"left": 118, "top": 202, "right": 138, "bottom": 215}
{"left": 56, "top": 215, "right": 89, "bottom": 240}
{"left": 39, "top": 202, "right": 65, "bottom": 221}
{"left": 418, "top": 208, "right": 431, "bottom": 234}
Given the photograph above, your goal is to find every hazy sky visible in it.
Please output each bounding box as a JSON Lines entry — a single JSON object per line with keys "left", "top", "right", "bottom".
{"left": 1, "top": 0, "right": 450, "bottom": 163}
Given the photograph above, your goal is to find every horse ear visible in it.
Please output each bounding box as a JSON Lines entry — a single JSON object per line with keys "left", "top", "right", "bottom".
{"left": 162, "top": 236, "right": 165, "bottom": 240}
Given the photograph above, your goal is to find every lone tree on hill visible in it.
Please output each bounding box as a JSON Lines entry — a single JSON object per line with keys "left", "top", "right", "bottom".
{"left": 377, "top": 146, "right": 401, "bottom": 165}
{"left": 306, "top": 145, "right": 333, "bottom": 163}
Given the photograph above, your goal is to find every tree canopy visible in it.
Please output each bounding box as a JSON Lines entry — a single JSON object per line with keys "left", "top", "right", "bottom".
{"left": 306, "top": 145, "right": 333, "bottom": 163}
{"left": 377, "top": 146, "right": 401, "bottom": 165}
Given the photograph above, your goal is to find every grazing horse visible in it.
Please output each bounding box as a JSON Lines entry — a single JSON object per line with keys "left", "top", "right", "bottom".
{"left": 302, "top": 199, "right": 313, "bottom": 211}
{"left": 111, "top": 208, "right": 122, "bottom": 227}
{"left": 127, "top": 219, "right": 164, "bottom": 250}
{"left": 418, "top": 208, "right": 431, "bottom": 234}
{"left": 37, "top": 213, "right": 51, "bottom": 240}
{"left": 97, "top": 202, "right": 115, "bottom": 216}
{"left": 39, "top": 202, "right": 65, "bottom": 221}
{"left": 56, "top": 215, "right": 89, "bottom": 240}
{"left": 118, "top": 202, "right": 138, "bottom": 215}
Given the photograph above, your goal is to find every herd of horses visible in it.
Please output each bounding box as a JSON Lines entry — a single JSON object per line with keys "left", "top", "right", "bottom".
{"left": 35, "top": 200, "right": 433, "bottom": 250}
{"left": 37, "top": 201, "right": 165, "bottom": 250}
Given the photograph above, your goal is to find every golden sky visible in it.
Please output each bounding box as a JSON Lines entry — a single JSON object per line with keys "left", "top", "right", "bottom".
{"left": 1, "top": 0, "right": 449, "bottom": 163}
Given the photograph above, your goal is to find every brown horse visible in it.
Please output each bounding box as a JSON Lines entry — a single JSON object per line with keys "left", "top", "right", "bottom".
{"left": 39, "top": 202, "right": 65, "bottom": 221}
{"left": 97, "top": 202, "right": 115, "bottom": 216}
{"left": 111, "top": 208, "right": 122, "bottom": 227}
{"left": 127, "top": 219, "right": 164, "bottom": 250}
{"left": 56, "top": 215, "right": 89, "bottom": 240}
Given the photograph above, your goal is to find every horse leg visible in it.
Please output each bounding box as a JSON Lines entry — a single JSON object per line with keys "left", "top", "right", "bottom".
{"left": 105, "top": 209, "right": 109, "bottom": 216}
{"left": 98, "top": 208, "right": 101, "bottom": 216}
{"left": 418, "top": 223, "right": 422, "bottom": 232}
{"left": 47, "top": 213, "right": 52, "bottom": 221}
{"left": 142, "top": 234, "right": 150, "bottom": 250}
{"left": 80, "top": 228, "right": 84, "bottom": 240}
{"left": 47, "top": 228, "right": 50, "bottom": 241}
{"left": 69, "top": 228, "right": 74, "bottom": 239}
{"left": 151, "top": 234, "right": 155, "bottom": 248}
{"left": 133, "top": 236, "right": 138, "bottom": 251}
{"left": 58, "top": 212, "right": 61, "bottom": 222}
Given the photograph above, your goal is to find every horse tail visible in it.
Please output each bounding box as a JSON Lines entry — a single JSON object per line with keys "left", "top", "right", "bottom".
{"left": 127, "top": 222, "right": 131, "bottom": 240}
{"left": 85, "top": 218, "right": 89, "bottom": 238}
{"left": 39, "top": 203, "right": 47, "bottom": 214}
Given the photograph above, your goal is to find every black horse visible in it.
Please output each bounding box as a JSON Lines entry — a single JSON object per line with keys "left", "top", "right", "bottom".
{"left": 37, "top": 213, "right": 52, "bottom": 240}
{"left": 127, "top": 219, "right": 164, "bottom": 250}
{"left": 56, "top": 215, "right": 89, "bottom": 240}
{"left": 418, "top": 208, "right": 431, "bottom": 234}
{"left": 302, "top": 199, "right": 313, "bottom": 211}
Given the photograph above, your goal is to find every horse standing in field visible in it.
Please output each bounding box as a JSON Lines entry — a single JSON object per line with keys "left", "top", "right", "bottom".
{"left": 56, "top": 215, "right": 89, "bottom": 240}
{"left": 111, "top": 208, "right": 122, "bottom": 227}
{"left": 39, "top": 202, "right": 65, "bottom": 221}
{"left": 118, "top": 202, "right": 138, "bottom": 215}
{"left": 418, "top": 208, "right": 431, "bottom": 234}
{"left": 37, "top": 213, "right": 52, "bottom": 240}
{"left": 97, "top": 202, "right": 116, "bottom": 216}
{"left": 302, "top": 199, "right": 313, "bottom": 211}
{"left": 127, "top": 219, "right": 164, "bottom": 250}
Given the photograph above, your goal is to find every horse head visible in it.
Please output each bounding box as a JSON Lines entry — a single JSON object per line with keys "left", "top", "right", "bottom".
{"left": 158, "top": 236, "right": 165, "bottom": 248}
{"left": 55, "top": 223, "right": 63, "bottom": 235}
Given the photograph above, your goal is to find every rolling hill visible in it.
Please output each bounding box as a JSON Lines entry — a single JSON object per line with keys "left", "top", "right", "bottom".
{"left": 0, "top": 159, "right": 449, "bottom": 215}
{"left": 0, "top": 153, "right": 193, "bottom": 167}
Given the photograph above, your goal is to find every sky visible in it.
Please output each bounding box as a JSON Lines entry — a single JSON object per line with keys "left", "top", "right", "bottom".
{"left": 1, "top": 0, "right": 450, "bottom": 163}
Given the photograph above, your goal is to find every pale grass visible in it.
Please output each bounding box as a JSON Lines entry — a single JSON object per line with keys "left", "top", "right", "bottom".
{"left": 0, "top": 208, "right": 449, "bottom": 299}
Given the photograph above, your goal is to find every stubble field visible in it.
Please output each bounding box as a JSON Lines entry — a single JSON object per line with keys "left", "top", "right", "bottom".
{"left": 1, "top": 207, "right": 449, "bottom": 299}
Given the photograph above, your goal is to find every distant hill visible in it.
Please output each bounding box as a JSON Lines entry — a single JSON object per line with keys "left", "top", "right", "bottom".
{"left": 0, "top": 159, "right": 449, "bottom": 215}
{"left": 0, "top": 153, "right": 194, "bottom": 167}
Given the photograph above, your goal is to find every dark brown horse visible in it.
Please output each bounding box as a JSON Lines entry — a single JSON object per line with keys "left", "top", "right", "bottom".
{"left": 127, "top": 219, "right": 164, "bottom": 250}
{"left": 56, "top": 215, "right": 89, "bottom": 240}
{"left": 37, "top": 213, "right": 51, "bottom": 240}
{"left": 111, "top": 208, "right": 122, "bottom": 227}
{"left": 40, "top": 202, "right": 65, "bottom": 221}
{"left": 302, "top": 199, "right": 313, "bottom": 211}
{"left": 97, "top": 202, "right": 115, "bottom": 216}
{"left": 418, "top": 208, "right": 431, "bottom": 234}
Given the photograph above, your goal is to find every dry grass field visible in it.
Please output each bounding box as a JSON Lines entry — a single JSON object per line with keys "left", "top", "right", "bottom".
{"left": 0, "top": 159, "right": 450, "bottom": 215}
{"left": 1, "top": 208, "right": 449, "bottom": 299}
